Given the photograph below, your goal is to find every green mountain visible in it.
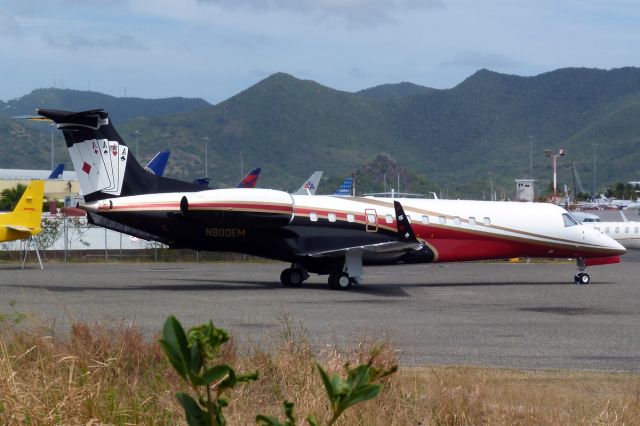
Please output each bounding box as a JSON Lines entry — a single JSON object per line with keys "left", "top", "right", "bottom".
{"left": 0, "top": 88, "right": 210, "bottom": 172}
{"left": 2, "top": 68, "right": 640, "bottom": 198}
{"left": 356, "top": 82, "right": 434, "bottom": 100}
{"left": 0, "top": 88, "right": 210, "bottom": 124}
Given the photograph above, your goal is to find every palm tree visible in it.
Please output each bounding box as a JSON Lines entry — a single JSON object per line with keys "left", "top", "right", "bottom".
{"left": 0, "top": 183, "right": 27, "bottom": 211}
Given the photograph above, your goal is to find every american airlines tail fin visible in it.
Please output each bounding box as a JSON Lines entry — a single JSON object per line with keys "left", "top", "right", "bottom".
{"left": 0, "top": 180, "right": 44, "bottom": 235}
{"left": 293, "top": 171, "right": 323, "bottom": 195}
{"left": 48, "top": 163, "right": 65, "bottom": 179}
{"left": 236, "top": 167, "right": 261, "bottom": 188}
{"left": 333, "top": 176, "right": 354, "bottom": 196}
{"left": 37, "top": 109, "right": 200, "bottom": 202}
{"left": 145, "top": 150, "right": 171, "bottom": 176}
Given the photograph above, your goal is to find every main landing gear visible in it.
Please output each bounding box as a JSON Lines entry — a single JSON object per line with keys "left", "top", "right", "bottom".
{"left": 574, "top": 257, "right": 590, "bottom": 285}
{"left": 327, "top": 250, "right": 363, "bottom": 290}
{"left": 280, "top": 264, "right": 309, "bottom": 287}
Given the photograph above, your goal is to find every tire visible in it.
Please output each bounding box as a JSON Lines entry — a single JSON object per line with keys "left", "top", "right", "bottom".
{"left": 329, "top": 272, "right": 352, "bottom": 290}
{"left": 280, "top": 269, "right": 292, "bottom": 286}
{"left": 288, "top": 268, "right": 303, "bottom": 286}
{"left": 578, "top": 273, "right": 591, "bottom": 285}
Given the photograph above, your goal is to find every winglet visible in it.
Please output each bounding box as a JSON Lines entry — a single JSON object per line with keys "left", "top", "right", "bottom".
{"left": 394, "top": 201, "right": 419, "bottom": 243}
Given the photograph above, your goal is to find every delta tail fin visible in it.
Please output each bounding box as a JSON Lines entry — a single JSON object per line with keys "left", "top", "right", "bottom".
{"left": 37, "top": 109, "right": 200, "bottom": 202}
{"left": 236, "top": 167, "right": 261, "bottom": 188}
{"left": 293, "top": 171, "right": 323, "bottom": 195}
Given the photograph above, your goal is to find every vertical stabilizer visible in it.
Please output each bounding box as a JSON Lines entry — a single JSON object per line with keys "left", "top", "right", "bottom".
{"left": 237, "top": 167, "right": 261, "bottom": 188}
{"left": 48, "top": 163, "right": 65, "bottom": 179}
{"left": 37, "top": 109, "right": 200, "bottom": 202}
{"left": 0, "top": 180, "right": 44, "bottom": 234}
{"left": 293, "top": 171, "right": 323, "bottom": 195}
{"left": 333, "top": 176, "right": 354, "bottom": 196}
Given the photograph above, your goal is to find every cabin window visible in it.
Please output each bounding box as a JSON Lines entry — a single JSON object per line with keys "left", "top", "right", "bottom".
{"left": 406, "top": 215, "right": 412, "bottom": 222}
{"left": 625, "top": 227, "right": 630, "bottom": 234}
{"left": 635, "top": 227, "right": 639, "bottom": 234}
{"left": 606, "top": 227, "right": 610, "bottom": 233}
{"left": 347, "top": 213, "right": 355, "bottom": 222}
{"left": 615, "top": 227, "right": 620, "bottom": 234}
{"left": 562, "top": 213, "right": 578, "bottom": 227}
{"left": 439, "top": 216, "right": 446, "bottom": 225}
{"left": 595, "top": 227, "right": 600, "bottom": 232}
{"left": 385, "top": 214, "right": 393, "bottom": 224}
{"left": 421, "top": 215, "right": 429, "bottom": 224}
{"left": 453, "top": 216, "right": 461, "bottom": 225}
{"left": 469, "top": 217, "right": 476, "bottom": 226}
{"left": 309, "top": 212, "right": 318, "bottom": 222}
{"left": 483, "top": 217, "right": 491, "bottom": 226}
{"left": 328, "top": 213, "right": 336, "bottom": 222}
{"left": 367, "top": 213, "right": 377, "bottom": 224}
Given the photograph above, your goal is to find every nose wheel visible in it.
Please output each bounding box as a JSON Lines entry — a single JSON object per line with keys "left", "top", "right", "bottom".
{"left": 574, "top": 258, "right": 591, "bottom": 285}
{"left": 574, "top": 272, "right": 590, "bottom": 285}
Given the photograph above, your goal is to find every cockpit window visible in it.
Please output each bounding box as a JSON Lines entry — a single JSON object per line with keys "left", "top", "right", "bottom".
{"left": 562, "top": 213, "right": 579, "bottom": 227}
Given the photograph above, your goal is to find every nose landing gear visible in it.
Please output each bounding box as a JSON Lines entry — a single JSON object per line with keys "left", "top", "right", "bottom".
{"left": 574, "top": 258, "right": 590, "bottom": 285}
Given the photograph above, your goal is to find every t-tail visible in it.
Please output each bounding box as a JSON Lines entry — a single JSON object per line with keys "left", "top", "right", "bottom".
{"left": 37, "top": 109, "right": 201, "bottom": 202}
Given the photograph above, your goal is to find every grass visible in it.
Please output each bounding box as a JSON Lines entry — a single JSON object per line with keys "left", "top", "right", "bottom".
{"left": 1, "top": 314, "right": 639, "bottom": 425}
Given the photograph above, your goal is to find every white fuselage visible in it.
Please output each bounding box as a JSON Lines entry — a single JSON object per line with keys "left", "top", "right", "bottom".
{"left": 585, "top": 221, "right": 640, "bottom": 249}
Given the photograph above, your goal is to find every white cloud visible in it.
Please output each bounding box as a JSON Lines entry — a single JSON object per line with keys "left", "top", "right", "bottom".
{"left": 0, "top": 10, "right": 21, "bottom": 34}
{"left": 443, "top": 51, "right": 520, "bottom": 69}
{"left": 44, "top": 34, "right": 148, "bottom": 51}
{"left": 197, "top": 0, "right": 445, "bottom": 27}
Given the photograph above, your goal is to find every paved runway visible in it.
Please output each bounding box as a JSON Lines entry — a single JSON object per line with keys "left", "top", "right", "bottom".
{"left": 1, "top": 254, "right": 639, "bottom": 372}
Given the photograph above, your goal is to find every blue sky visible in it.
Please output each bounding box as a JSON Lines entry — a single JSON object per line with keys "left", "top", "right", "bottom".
{"left": 1, "top": 0, "right": 639, "bottom": 104}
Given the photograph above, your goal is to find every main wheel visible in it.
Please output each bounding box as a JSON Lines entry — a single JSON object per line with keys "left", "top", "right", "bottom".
{"left": 328, "top": 272, "right": 352, "bottom": 290}
{"left": 280, "top": 269, "right": 292, "bottom": 286}
{"left": 280, "top": 268, "right": 304, "bottom": 287}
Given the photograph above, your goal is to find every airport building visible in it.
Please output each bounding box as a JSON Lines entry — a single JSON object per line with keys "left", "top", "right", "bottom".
{"left": 0, "top": 168, "right": 80, "bottom": 201}
{"left": 515, "top": 178, "right": 535, "bottom": 202}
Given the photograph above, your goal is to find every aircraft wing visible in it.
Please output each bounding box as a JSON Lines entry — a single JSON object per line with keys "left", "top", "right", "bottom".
{"left": 302, "top": 240, "right": 423, "bottom": 258}
{"left": 300, "top": 201, "right": 423, "bottom": 258}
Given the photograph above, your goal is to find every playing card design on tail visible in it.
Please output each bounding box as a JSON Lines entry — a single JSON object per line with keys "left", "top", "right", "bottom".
{"left": 37, "top": 108, "right": 200, "bottom": 202}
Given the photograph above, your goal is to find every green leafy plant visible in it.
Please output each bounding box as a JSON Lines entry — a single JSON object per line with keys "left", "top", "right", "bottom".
{"left": 159, "top": 316, "right": 258, "bottom": 426}
{"left": 256, "top": 345, "right": 397, "bottom": 426}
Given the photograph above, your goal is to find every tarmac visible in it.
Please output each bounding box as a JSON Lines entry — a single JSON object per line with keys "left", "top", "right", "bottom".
{"left": 1, "top": 249, "right": 639, "bottom": 372}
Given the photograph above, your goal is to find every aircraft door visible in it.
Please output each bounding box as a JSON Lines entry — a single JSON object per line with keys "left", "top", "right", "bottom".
{"left": 365, "top": 208, "right": 378, "bottom": 232}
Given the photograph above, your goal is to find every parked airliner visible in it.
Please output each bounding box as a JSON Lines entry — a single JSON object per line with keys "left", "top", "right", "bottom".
{"left": 37, "top": 108, "right": 625, "bottom": 288}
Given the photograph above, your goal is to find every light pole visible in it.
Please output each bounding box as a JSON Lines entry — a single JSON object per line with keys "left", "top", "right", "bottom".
{"left": 544, "top": 148, "right": 566, "bottom": 204}
{"left": 592, "top": 144, "right": 597, "bottom": 197}
{"left": 528, "top": 135, "right": 534, "bottom": 178}
{"left": 50, "top": 123, "right": 55, "bottom": 170}
{"left": 134, "top": 130, "right": 140, "bottom": 158}
{"left": 203, "top": 137, "right": 209, "bottom": 178}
